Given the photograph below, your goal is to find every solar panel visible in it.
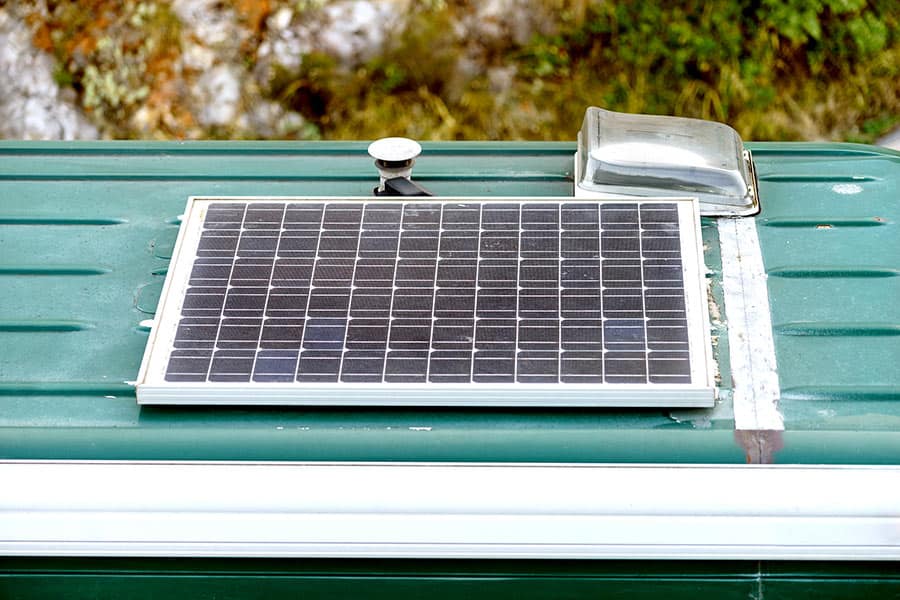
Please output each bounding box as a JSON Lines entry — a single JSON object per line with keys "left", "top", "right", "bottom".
{"left": 137, "top": 197, "right": 714, "bottom": 406}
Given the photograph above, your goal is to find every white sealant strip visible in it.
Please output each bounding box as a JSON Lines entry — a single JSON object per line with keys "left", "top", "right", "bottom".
{"left": 718, "top": 217, "right": 784, "bottom": 431}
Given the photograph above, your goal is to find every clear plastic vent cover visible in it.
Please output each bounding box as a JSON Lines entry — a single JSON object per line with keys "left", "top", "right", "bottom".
{"left": 576, "top": 108, "right": 760, "bottom": 216}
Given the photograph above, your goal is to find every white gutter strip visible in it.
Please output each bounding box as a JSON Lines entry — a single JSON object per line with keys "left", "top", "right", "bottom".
{"left": 718, "top": 217, "right": 784, "bottom": 431}
{"left": 2, "top": 461, "right": 898, "bottom": 560}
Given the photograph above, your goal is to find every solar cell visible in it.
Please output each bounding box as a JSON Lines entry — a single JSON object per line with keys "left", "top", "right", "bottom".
{"left": 139, "top": 197, "right": 713, "bottom": 406}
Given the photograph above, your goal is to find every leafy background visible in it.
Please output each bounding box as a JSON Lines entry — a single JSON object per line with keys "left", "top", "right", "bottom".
{"left": 3, "top": 0, "right": 899, "bottom": 142}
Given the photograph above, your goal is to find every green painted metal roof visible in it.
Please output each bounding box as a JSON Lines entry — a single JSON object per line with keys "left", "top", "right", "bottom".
{"left": 0, "top": 141, "right": 898, "bottom": 464}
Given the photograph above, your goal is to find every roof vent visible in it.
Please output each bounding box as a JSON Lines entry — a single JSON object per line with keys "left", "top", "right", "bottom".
{"left": 575, "top": 107, "right": 760, "bottom": 216}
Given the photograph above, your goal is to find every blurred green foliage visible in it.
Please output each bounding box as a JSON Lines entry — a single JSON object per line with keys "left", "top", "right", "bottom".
{"left": 28, "top": 0, "right": 900, "bottom": 141}
{"left": 288, "top": 0, "right": 899, "bottom": 142}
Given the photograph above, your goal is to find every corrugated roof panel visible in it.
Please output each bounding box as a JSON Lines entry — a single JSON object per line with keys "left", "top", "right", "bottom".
{"left": 0, "top": 141, "right": 898, "bottom": 463}
{"left": 751, "top": 146, "right": 900, "bottom": 430}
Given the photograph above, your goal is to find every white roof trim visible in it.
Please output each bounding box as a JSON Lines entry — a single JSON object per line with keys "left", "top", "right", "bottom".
{"left": 2, "top": 461, "right": 898, "bottom": 560}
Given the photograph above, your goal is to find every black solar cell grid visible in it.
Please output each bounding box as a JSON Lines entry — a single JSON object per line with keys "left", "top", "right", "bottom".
{"left": 166, "top": 201, "right": 692, "bottom": 386}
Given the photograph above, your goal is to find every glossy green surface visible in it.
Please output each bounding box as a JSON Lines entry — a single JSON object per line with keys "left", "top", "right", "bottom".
{"left": 2, "top": 558, "right": 900, "bottom": 599}
{"left": 752, "top": 147, "right": 900, "bottom": 432}
{"left": 0, "top": 141, "right": 898, "bottom": 463}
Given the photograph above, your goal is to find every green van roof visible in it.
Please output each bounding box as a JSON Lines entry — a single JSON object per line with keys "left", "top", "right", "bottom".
{"left": 0, "top": 140, "right": 898, "bottom": 464}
